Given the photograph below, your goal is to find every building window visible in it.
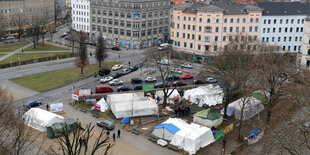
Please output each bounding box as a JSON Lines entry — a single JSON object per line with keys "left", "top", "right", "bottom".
{"left": 187, "top": 34, "right": 190, "bottom": 39}
{"left": 264, "top": 20, "right": 266, "bottom": 24}
{"left": 198, "top": 44, "right": 201, "bottom": 50}
{"left": 205, "top": 27, "right": 211, "bottom": 33}
{"left": 183, "top": 24, "right": 186, "bottom": 29}
{"left": 215, "top": 36, "right": 218, "bottom": 42}
{"left": 280, "top": 19, "right": 283, "bottom": 24}
{"left": 153, "top": 20, "right": 157, "bottom": 26}
{"left": 249, "top": 26, "right": 253, "bottom": 32}
{"left": 199, "top": 26, "right": 202, "bottom": 32}
{"left": 176, "top": 32, "right": 179, "bottom": 37}
{"left": 190, "top": 43, "right": 193, "bottom": 49}
{"left": 236, "top": 27, "right": 239, "bottom": 32}
{"left": 153, "top": 28, "right": 157, "bottom": 35}
{"left": 295, "top": 36, "right": 298, "bottom": 41}
{"left": 223, "top": 27, "right": 227, "bottom": 32}
{"left": 121, "top": 12, "right": 125, "bottom": 17}
{"left": 127, "top": 13, "right": 131, "bottom": 18}
{"left": 229, "top": 27, "right": 233, "bottom": 32}
{"left": 97, "top": 26, "right": 101, "bottom": 31}
{"left": 142, "top": 21, "right": 146, "bottom": 27}
{"left": 184, "top": 42, "right": 187, "bottom": 48}
{"left": 141, "top": 30, "right": 145, "bottom": 37}
{"left": 242, "top": 26, "right": 245, "bottom": 32}
{"left": 148, "top": 21, "right": 152, "bottom": 27}
{"left": 177, "top": 24, "right": 180, "bottom": 29}
{"left": 279, "top": 28, "right": 282, "bottom": 33}
{"left": 102, "top": 26, "right": 107, "bottom": 32}
{"left": 284, "top": 37, "right": 287, "bottom": 42}
{"left": 215, "top": 27, "right": 219, "bottom": 32}
{"left": 285, "top": 27, "right": 288, "bottom": 32}
{"left": 92, "top": 9, "right": 95, "bottom": 14}
{"left": 133, "top": 31, "right": 139, "bottom": 37}
{"left": 263, "top": 28, "right": 265, "bottom": 33}
{"left": 216, "top": 19, "right": 219, "bottom": 23}
{"left": 182, "top": 33, "right": 185, "bottom": 38}
{"left": 290, "top": 27, "right": 293, "bottom": 32}
{"left": 133, "top": 22, "right": 139, "bottom": 28}
{"left": 183, "top": 16, "right": 186, "bottom": 21}
{"left": 207, "top": 19, "right": 211, "bottom": 23}
{"left": 237, "top": 18, "right": 240, "bottom": 23}
{"left": 97, "top": 10, "right": 101, "bottom": 15}
{"left": 192, "top": 34, "right": 195, "bottom": 40}
{"left": 214, "top": 45, "right": 218, "bottom": 51}
{"left": 199, "top": 18, "right": 202, "bottom": 22}
{"left": 256, "top": 18, "right": 259, "bottom": 23}
{"left": 114, "top": 20, "right": 119, "bottom": 26}
{"left": 205, "top": 36, "right": 210, "bottom": 42}
{"left": 272, "top": 37, "right": 274, "bottom": 42}
{"left": 296, "top": 27, "right": 299, "bottom": 32}
{"left": 300, "top": 36, "right": 302, "bottom": 41}
{"left": 243, "top": 18, "right": 246, "bottom": 23}
{"left": 115, "top": 12, "right": 119, "bottom": 17}
{"left": 188, "top": 17, "right": 191, "bottom": 21}
{"left": 278, "top": 37, "right": 281, "bottom": 42}
{"left": 250, "top": 18, "right": 253, "bottom": 23}
{"left": 193, "top": 17, "right": 196, "bottom": 22}
{"left": 198, "top": 35, "right": 201, "bottom": 41}
{"left": 109, "top": 11, "right": 112, "bottom": 16}
{"left": 114, "top": 28, "right": 118, "bottom": 34}
{"left": 224, "top": 18, "right": 227, "bottom": 23}
{"left": 127, "top": 21, "right": 131, "bottom": 28}
{"left": 301, "top": 27, "right": 304, "bottom": 32}
{"left": 188, "top": 25, "right": 190, "bottom": 30}
{"left": 108, "top": 19, "right": 112, "bottom": 25}
{"left": 126, "top": 30, "right": 131, "bottom": 37}
{"left": 108, "top": 27, "right": 112, "bottom": 33}
{"left": 147, "top": 29, "right": 151, "bottom": 35}
{"left": 120, "top": 20, "right": 125, "bottom": 26}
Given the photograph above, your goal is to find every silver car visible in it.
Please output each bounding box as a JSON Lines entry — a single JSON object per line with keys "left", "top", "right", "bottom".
{"left": 100, "top": 76, "right": 113, "bottom": 83}
{"left": 145, "top": 77, "right": 157, "bottom": 83}
{"left": 206, "top": 77, "right": 217, "bottom": 83}
{"left": 181, "top": 63, "right": 192, "bottom": 69}
{"left": 109, "top": 79, "right": 123, "bottom": 86}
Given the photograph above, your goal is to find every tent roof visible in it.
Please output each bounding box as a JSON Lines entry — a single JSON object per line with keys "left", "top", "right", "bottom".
{"left": 194, "top": 109, "right": 221, "bottom": 120}
{"left": 23, "top": 108, "right": 64, "bottom": 124}
{"left": 154, "top": 123, "right": 180, "bottom": 134}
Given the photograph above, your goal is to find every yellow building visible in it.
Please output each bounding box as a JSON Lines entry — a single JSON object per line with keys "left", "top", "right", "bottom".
{"left": 0, "top": 0, "right": 55, "bottom": 36}
{"left": 66, "top": 0, "right": 71, "bottom": 13}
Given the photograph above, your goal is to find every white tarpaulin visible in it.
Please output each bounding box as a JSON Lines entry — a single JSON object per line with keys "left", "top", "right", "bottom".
{"left": 183, "top": 85, "right": 224, "bottom": 107}
{"left": 152, "top": 118, "right": 187, "bottom": 141}
{"left": 79, "top": 89, "right": 91, "bottom": 96}
{"left": 96, "top": 98, "right": 109, "bottom": 112}
{"left": 50, "top": 103, "right": 63, "bottom": 112}
{"left": 155, "top": 89, "right": 180, "bottom": 103}
{"left": 228, "top": 96, "right": 265, "bottom": 120}
{"left": 107, "top": 92, "right": 158, "bottom": 119}
{"left": 23, "top": 108, "right": 64, "bottom": 132}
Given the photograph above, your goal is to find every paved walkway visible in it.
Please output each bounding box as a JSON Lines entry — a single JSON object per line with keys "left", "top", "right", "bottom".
{"left": 0, "top": 42, "right": 33, "bottom": 61}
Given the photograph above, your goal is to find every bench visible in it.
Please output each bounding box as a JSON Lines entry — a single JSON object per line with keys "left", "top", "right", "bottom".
{"left": 148, "top": 134, "right": 159, "bottom": 142}
{"left": 168, "top": 144, "right": 179, "bottom": 151}
{"left": 131, "top": 128, "right": 141, "bottom": 135}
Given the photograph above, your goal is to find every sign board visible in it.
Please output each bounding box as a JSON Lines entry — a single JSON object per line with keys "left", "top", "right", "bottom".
{"left": 72, "top": 91, "right": 79, "bottom": 101}
{"left": 50, "top": 103, "right": 63, "bottom": 112}
{"left": 215, "top": 128, "right": 224, "bottom": 140}
{"left": 224, "top": 123, "right": 234, "bottom": 135}
{"left": 143, "top": 85, "right": 154, "bottom": 91}
{"left": 79, "top": 89, "right": 91, "bottom": 96}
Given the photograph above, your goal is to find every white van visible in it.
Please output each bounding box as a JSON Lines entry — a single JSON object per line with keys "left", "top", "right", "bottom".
{"left": 158, "top": 43, "right": 170, "bottom": 50}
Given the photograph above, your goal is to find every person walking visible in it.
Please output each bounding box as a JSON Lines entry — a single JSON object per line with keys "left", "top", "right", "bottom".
{"left": 112, "top": 133, "right": 116, "bottom": 142}
{"left": 46, "top": 104, "right": 49, "bottom": 111}
{"left": 128, "top": 61, "right": 131, "bottom": 66}
{"left": 106, "top": 131, "right": 110, "bottom": 139}
{"left": 21, "top": 48, "right": 23, "bottom": 53}
{"left": 117, "top": 129, "right": 121, "bottom": 138}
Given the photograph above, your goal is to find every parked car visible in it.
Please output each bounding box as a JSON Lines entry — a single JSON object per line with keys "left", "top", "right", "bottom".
{"left": 181, "top": 73, "right": 193, "bottom": 79}
{"left": 109, "top": 79, "right": 123, "bottom": 86}
{"left": 98, "top": 68, "right": 111, "bottom": 76}
{"left": 6, "top": 36, "right": 15, "bottom": 40}
{"left": 129, "top": 66, "right": 139, "bottom": 72}
{"left": 112, "top": 64, "right": 123, "bottom": 71}
{"left": 158, "top": 59, "right": 169, "bottom": 65}
{"left": 110, "top": 71, "right": 122, "bottom": 78}
{"left": 24, "top": 101, "right": 42, "bottom": 109}
{"left": 154, "top": 82, "right": 164, "bottom": 88}
{"left": 166, "top": 75, "right": 181, "bottom": 81}
{"left": 97, "top": 120, "right": 115, "bottom": 130}
{"left": 60, "top": 33, "right": 67, "bottom": 38}
{"left": 172, "top": 81, "right": 187, "bottom": 87}
{"left": 181, "top": 63, "right": 192, "bottom": 69}
{"left": 133, "top": 85, "right": 143, "bottom": 90}
{"left": 100, "top": 76, "right": 113, "bottom": 83}
{"left": 193, "top": 79, "right": 205, "bottom": 85}
{"left": 158, "top": 43, "right": 170, "bottom": 50}
{"left": 120, "top": 68, "right": 131, "bottom": 75}
{"left": 96, "top": 85, "right": 113, "bottom": 93}
{"left": 131, "top": 78, "right": 142, "bottom": 84}
{"left": 206, "top": 77, "right": 217, "bottom": 83}
{"left": 170, "top": 68, "right": 182, "bottom": 74}
{"left": 145, "top": 77, "right": 157, "bottom": 83}
{"left": 117, "top": 86, "right": 132, "bottom": 92}
{"left": 111, "top": 47, "right": 121, "bottom": 51}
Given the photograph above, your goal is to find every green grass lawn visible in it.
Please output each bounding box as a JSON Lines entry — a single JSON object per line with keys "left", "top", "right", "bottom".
{"left": 0, "top": 42, "right": 29, "bottom": 52}
{"left": 24, "top": 43, "right": 70, "bottom": 51}
{"left": 10, "top": 62, "right": 118, "bottom": 92}
{"left": 0, "top": 54, "right": 4, "bottom": 58}
{"left": 0, "top": 52, "right": 71, "bottom": 64}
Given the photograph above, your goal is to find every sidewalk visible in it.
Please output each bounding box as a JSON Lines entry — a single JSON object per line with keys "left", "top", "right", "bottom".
{"left": 0, "top": 42, "right": 33, "bottom": 61}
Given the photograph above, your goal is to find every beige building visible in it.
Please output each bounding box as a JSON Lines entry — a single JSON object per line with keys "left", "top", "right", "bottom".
{"left": 301, "top": 16, "right": 310, "bottom": 67}
{"left": 0, "top": 0, "right": 54, "bottom": 35}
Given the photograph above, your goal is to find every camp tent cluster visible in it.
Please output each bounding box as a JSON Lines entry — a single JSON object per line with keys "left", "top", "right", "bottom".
{"left": 107, "top": 92, "right": 158, "bottom": 119}
{"left": 152, "top": 118, "right": 215, "bottom": 154}
{"left": 183, "top": 85, "right": 224, "bottom": 107}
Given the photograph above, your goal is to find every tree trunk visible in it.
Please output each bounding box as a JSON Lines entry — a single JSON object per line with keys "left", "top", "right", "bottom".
{"left": 266, "top": 110, "right": 272, "bottom": 122}
{"left": 42, "top": 34, "right": 45, "bottom": 46}
{"left": 72, "top": 41, "right": 75, "bottom": 54}
{"left": 99, "top": 61, "right": 101, "bottom": 68}
{"left": 18, "top": 34, "right": 21, "bottom": 42}
{"left": 80, "top": 66, "right": 83, "bottom": 74}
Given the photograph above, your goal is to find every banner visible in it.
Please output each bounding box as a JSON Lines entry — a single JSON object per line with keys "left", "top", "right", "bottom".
{"left": 72, "top": 91, "right": 79, "bottom": 101}
{"left": 215, "top": 129, "right": 224, "bottom": 140}
{"left": 79, "top": 89, "right": 91, "bottom": 97}
{"left": 224, "top": 123, "right": 234, "bottom": 135}
{"left": 50, "top": 103, "right": 63, "bottom": 112}
{"left": 143, "top": 85, "right": 154, "bottom": 91}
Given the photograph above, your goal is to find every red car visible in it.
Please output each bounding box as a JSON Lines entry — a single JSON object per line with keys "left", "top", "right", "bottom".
{"left": 193, "top": 79, "right": 205, "bottom": 85}
{"left": 181, "top": 73, "right": 193, "bottom": 79}
{"left": 96, "top": 85, "right": 113, "bottom": 93}
{"left": 172, "top": 81, "right": 187, "bottom": 87}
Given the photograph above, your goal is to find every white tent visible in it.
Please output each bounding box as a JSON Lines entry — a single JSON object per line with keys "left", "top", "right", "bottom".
{"left": 96, "top": 98, "right": 109, "bottom": 112}
{"left": 155, "top": 89, "right": 180, "bottom": 103}
{"left": 107, "top": 92, "right": 158, "bottom": 119}
{"left": 23, "top": 108, "right": 64, "bottom": 132}
{"left": 152, "top": 118, "right": 188, "bottom": 141}
{"left": 228, "top": 96, "right": 265, "bottom": 120}
{"left": 183, "top": 85, "right": 224, "bottom": 107}
{"left": 170, "top": 123, "right": 215, "bottom": 154}
{"left": 193, "top": 109, "right": 223, "bottom": 128}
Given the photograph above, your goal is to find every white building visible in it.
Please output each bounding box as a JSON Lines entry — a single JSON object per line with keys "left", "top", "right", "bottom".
{"left": 71, "top": 0, "right": 90, "bottom": 33}
{"left": 257, "top": 2, "right": 310, "bottom": 52}
{"left": 301, "top": 17, "right": 310, "bottom": 67}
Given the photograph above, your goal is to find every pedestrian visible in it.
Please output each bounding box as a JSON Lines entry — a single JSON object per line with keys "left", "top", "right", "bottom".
{"left": 138, "top": 118, "right": 142, "bottom": 127}
{"left": 106, "top": 131, "right": 110, "bottom": 139}
{"left": 126, "top": 48, "right": 128, "bottom": 51}
{"left": 175, "top": 106, "right": 178, "bottom": 117}
{"left": 117, "top": 129, "right": 121, "bottom": 138}
{"left": 21, "top": 48, "right": 23, "bottom": 53}
{"left": 46, "top": 104, "right": 49, "bottom": 111}
{"left": 128, "top": 61, "right": 131, "bottom": 66}
{"left": 112, "top": 133, "right": 116, "bottom": 142}
{"left": 118, "top": 54, "right": 120, "bottom": 60}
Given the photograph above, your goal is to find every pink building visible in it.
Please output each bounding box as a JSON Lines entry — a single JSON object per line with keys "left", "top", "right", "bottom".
{"left": 171, "top": 2, "right": 263, "bottom": 59}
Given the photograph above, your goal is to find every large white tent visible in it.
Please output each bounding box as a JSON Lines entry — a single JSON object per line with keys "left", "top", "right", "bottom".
{"left": 152, "top": 118, "right": 215, "bottom": 154}
{"left": 23, "top": 108, "right": 64, "bottom": 132}
{"left": 183, "top": 85, "right": 224, "bottom": 107}
{"left": 155, "top": 89, "right": 180, "bottom": 103}
{"left": 107, "top": 92, "right": 158, "bottom": 119}
{"left": 228, "top": 96, "right": 265, "bottom": 120}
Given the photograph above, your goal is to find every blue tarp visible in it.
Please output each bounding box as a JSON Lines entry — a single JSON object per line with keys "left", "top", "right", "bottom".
{"left": 121, "top": 117, "right": 130, "bottom": 124}
{"left": 154, "top": 123, "right": 180, "bottom": 135}
{"left": 249, "top": 128, "right": 259, "bottom": 137}
{"left": 86, "top": 99, "right": 96, "bottom": 102}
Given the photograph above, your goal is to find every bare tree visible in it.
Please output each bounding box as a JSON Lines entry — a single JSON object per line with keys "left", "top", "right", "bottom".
{"left": 75, "top": 31, "right": 89, "bottom": 74}
{"left": 68, "top": 29, "right": 78, "bottom": 55}
{"left": 28, "top": 16, "right": 41, "bottom": 48}
{"left": 40, "top": 9, "right": 49, "bottom": 46}
{"left": 56, "top": 123, "right": 113, "bottom": 155}
{"left": 11, "top": 12, "right": 27, "bottom": 42}
{"left": 0, "top": 12, "right": 4, "bottom": 39}
{"left": 95, "top": 32, "right": 108, "bottom": 68}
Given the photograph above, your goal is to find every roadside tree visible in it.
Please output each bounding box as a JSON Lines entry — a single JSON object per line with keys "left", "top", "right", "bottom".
{"left": 11, "top": 12, "right": 27, "bottom": 42}
{"left": 95, "top": 32, "right": 108, "bottom": 68}
{"left": 75, "top": 31, "right": 89, "bottom": 74}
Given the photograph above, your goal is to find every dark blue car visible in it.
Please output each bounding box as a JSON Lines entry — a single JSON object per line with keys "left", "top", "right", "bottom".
{"left": 25, "top": 101, "right": 42, "bottom": 109}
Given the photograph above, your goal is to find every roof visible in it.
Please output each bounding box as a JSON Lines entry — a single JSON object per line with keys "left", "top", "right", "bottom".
{"left": 154, "top": 123, "right": 181, "bottom": 134}
{"left": 117, "top": 0, "right": 169, "bottom": 2}
{"left": 171, "top": 0, "right": 188, "bottom": 6}
{"left": 256, "top": 2, "right": 310, "bottom": 16}
{"left": 194, "top": 109, "right": 221, "bottom": 120}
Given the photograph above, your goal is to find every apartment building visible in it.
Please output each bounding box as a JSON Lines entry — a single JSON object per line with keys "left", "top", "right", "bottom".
{"left": 0, "top": 0, "right": 54, "bottom": 35}
{"left": 171, "top": 2, "right": 262, "bottom": 59}
{"left": 257, "top": 2, "right": 310, "bottom": 52}
{"left": 90, "top": 0, "right": 171, "bottom": 49}
{"left": 71, "top": 0, "right": 90, "bottom": 33}
{"left": 301, "top": 17, "right": 310, "bottom": 67}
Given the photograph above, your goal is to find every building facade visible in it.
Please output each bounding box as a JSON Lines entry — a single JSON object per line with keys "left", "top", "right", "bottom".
{"left": 301, "top": 17, "right": 310, "bottom": 67}
{"left": 257, "top": 2, "right": 310, "bottom": 52}
{"left": 71, "top": 0, "right": 90, "bottom": 33}
{"left": 90, "top": 0, "right": 171, "bottom": 49}
{"left": 171, "top": 3, "right": 262, "bottom": 57}
{"left": 0, "top": 0, "right": 54, "bottom": 35}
